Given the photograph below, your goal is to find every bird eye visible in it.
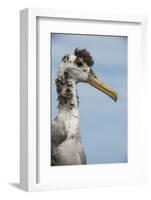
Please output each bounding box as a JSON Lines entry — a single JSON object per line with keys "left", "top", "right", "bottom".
{"left": 77, "top": 61, "right": 83, "bottom": 67}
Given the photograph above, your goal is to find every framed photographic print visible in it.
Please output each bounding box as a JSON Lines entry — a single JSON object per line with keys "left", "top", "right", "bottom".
{"left": 20, "top": 8, "right": 147, "bottom": 191}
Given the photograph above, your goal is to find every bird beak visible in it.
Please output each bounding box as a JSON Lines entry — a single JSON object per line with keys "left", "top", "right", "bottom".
{"left": 87, "top": 70, "right": 118, "bottom": 102}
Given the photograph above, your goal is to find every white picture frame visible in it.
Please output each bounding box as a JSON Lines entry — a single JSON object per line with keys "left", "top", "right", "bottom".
{"left": 20, "top": 8, "right": 147, "bottom": 191}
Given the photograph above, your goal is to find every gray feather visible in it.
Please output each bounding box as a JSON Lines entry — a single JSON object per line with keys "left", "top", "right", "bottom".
{"left": 51, "top": 119, "right": 87, "bottom": 166}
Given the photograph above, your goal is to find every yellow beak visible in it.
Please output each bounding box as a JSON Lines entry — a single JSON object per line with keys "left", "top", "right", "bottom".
{"left": 87, "top": 72, "right": 118, "bottom": 102}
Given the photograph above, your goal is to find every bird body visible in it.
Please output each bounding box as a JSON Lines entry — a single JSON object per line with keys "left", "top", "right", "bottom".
{"left": 51, "top": 49, "right": 118, "bottom": 166}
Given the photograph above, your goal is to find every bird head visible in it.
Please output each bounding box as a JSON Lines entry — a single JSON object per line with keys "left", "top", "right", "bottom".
{"left": 57, "top": 48, "right": 118, "bottom": 102}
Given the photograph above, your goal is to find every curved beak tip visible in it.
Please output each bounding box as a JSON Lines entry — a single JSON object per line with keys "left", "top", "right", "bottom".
{"left": 113, "top": 92, "right": 118, "bottom": 102}
{"left": 114, "top": 96, "right": 118, "bottom": 102}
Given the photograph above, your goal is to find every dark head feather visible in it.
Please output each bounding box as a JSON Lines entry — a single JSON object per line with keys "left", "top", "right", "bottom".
{"left": 74, "top": 48, "right": 94, "bottom": 67}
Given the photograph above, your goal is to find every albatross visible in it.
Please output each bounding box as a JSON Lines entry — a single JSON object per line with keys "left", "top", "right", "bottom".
{"left": 51, "top": 48, "right": 118, "bottom": 166}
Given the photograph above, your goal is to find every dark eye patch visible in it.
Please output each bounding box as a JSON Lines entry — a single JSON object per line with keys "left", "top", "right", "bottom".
{"left": 76, "top": 61, "right": 83, "bottom": 67}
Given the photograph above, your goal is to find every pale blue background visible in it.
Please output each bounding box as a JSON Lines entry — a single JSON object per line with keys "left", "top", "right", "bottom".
{"left": 51, "top": 33, "right": 128, "bottom": 164}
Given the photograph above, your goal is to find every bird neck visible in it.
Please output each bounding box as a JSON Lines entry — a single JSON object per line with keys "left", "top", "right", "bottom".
{"left": 55, "top": 74, "right": 80, "bottom": 138}
{"left": 56, "top": 75, "right": 79, "bottom": 113}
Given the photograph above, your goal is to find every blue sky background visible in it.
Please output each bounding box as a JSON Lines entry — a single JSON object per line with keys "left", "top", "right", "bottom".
{"left": 51, "top": 33, "right": 128, "bottom": 164}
